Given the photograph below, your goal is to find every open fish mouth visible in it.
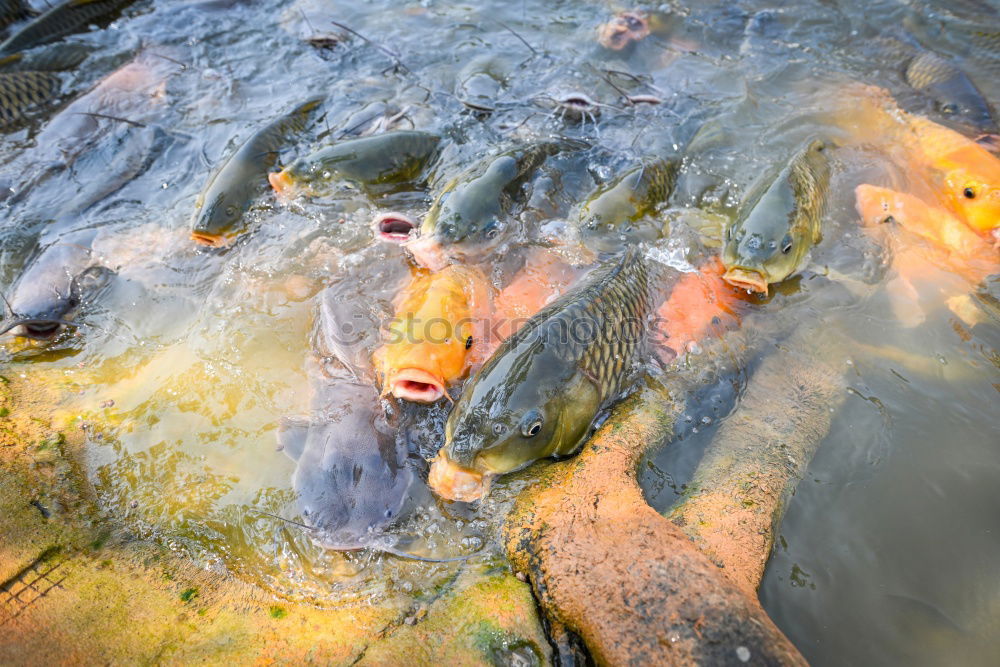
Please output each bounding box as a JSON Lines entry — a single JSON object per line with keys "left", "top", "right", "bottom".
{"left": 268, "top": 169, "right": 296, "bottom": 198}
{"left": 0, "top": 317, "right": 75, "bottom": 340}
{"left": 428, "top": 454, "right": 494, "bottom": 502}
{"left": 190, "top": 231, "right": 228, "bottom": 247}
{"left": 723, "top": 267, "right": 769, "bottom": 295}
{"left": 372, "top": 212, "right": 416, "bottom": 244}
{"left": 388, "top": 367, "right": 447, "bottom": 403}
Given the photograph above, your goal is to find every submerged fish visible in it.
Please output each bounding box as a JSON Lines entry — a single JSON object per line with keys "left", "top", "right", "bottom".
{"left": 576, "top": 159, "right": 677, "bottom": 245}
{"left": 721, "top": 139, "right": 829, "bottom": 294}
{"left": 654, "top": 257, "right": 744, "bottom": 353}
{"left": 0, "top": 43, "right": 91, "bottom": 72}
{"left": 268, "top": 130, "right": 440, "bottom": 199}
{"left": 0, "top": 0, "right": 33, "bottom": 30}
{"left": 190, "top": 97, "right": 321, "bottom": 246}
{"left": 904, "top": 51, "right": 996, "bottom": 136}
{"left": 0, "top": 230, "right": 110, "bottom": 339}
{"left": 429, "top": 248, "right": 650, "bottom": 501}
{"left": 373, "top": 265, "right": 492, "bottom": 404}
{"left": 409, "top": 141, "right": 587, "bottom": 270}
{"left": 906, "top": 115, "right": 1000, "bottom": 240}
{"left": 0, "top": 0, "right": 135, "bottom": 55}
{"left": 855, "top": 184, "right": 997, "bottom": 282}
{"left": 0, "top": 70, "right": 59, "bottom": 127}
{"left": 277, "top": 380, "right": 416, "bottom": 553}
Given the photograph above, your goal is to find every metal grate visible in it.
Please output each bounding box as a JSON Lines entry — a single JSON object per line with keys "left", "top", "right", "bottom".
{"left": 0, "top": 547, "right": 68, "bottom": 627}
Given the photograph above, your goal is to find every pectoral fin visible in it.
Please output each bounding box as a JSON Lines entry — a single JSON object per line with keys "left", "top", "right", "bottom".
{"left": 277, "top": 416, "right": 310, "bottom": 461}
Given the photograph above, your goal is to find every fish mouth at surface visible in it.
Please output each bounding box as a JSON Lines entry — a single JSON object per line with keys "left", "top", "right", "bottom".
{"left": 190, "top": 231, "right": 228, "bottom": 247}
{"left": 373, "top": 212, "right": 416, "bottom": 244}
{"left": 428, "top": 454, "right": 493, "bottom": 502}
{"left": 388, "top": 367, "right": 446, "bottom": 403}
{"left": 268, "top": 169, "right": 296, "bottom": 198}
{"left": 3, "top": 319, "right": 65, "bottom": 340}
{"left": 722, "top": 267, "right": 769, "bottom": 295}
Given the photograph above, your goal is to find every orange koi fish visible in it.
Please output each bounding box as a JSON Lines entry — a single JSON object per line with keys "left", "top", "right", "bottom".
{"left": 373, "top": 264, "right": 492, "bottom": 403}
{"left": 855, "top": 184, "right": 998, "bottom": 283}
{"left": 655, "top": 257, "right": 745, "bottom": 353}
{"left": 906, "top": 116, "right": 1000, "bottom": 241}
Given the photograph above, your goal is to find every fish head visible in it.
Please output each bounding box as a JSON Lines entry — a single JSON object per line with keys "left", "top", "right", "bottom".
{"left": 434, "top": 345, "right": 598, "bottom": 501}
{"left": 412, "top": 157, "right": 517, "bottom": 268}
{"left": 721, "top": 211, "right": 802, "bottom": 295}
{"left": 190, "top": 188, "right": 246, "bottom": 246}
{"left": 944, "top": 168, "right": 1000, "bottom": 236}
{"left": 722, "top": 143, "right": 825, "bottom": 294}
{"left": 292, "top": 419, "right": 414, "bottom": 551}
{"left": 4, "top": 241, "right": 109, "bottom": 339}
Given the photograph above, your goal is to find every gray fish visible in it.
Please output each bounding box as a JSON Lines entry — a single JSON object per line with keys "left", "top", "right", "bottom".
{"left": 0, "top": 70, "right": 59, "bottom": 127}
{"left": 277, "top": 380, "right": 415, "bottom": 553}
{"left": 190, "top": 97, "right": 322, "bottom": 246}
{"left": 0, "top": 43, "right": 91, "bottom": 72}
{"left": 269, "top": 130, "right": 440, "bottom": 199}
{"left": 409, "top": 140, "right": 588, "bottom": 269}
{"left": 429, "top": 248, "right": 650, "bottom": 501}
{"left": 0, "top": 0, "right": 135, "bottom": 56}
{"left": 904, "top": 51, "right": 996, "bottom": 135}
{"left": 0, "top": 229, "right": 110, "bottom": 339}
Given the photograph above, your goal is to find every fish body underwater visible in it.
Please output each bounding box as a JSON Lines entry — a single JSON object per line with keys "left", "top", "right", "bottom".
{"left": 721, "top": 139, "right": 830, "bottom": 294}
{"left": 268, "top": 130, "right": 440, "bottom": 198}
{"left": 576, "top": 158, "right": 677, "bottom": 247}
{"left": 190, "top": 97, "right": 321, "bottom": 246}
{"left": 904, "top": 50, "right": 996, "bottom": 137}
{"left": 0, "top": 0, "right": 135, "bottom": 55}
{"left": 429, "top": 248, "right": 650, "bottom": 501}
{"left": 276, "top": 287, "right": 417, "bottom": 553}
{"left": 277, "top": 380, "right": 415, "bottom": 553}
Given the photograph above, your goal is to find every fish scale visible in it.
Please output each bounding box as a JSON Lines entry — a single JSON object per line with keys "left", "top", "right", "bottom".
{"left": 0, "top": 0, "right": 32, "bottom": 30}
{"left": 0, "top": 70, "right": 59, "bottom": 126}
{"left": 441, "top": 249, "right": 650, "bottom": 476}
{"left": 0, "top": 0, "right": 135, "bottom": 55}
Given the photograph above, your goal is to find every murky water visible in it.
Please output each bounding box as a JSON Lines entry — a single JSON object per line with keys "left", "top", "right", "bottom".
{"left": 1, "top": 0, "right": 998, "bottom": 661}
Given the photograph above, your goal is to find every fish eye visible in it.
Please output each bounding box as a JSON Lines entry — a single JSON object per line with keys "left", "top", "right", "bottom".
{"left": 781, "top": 235, "right": 793, "bottom": 254}
{"left": 225, "top": 205, "right": 237, "bottom": 217}
{"left": 484, "top": 222, "right": 500, "bottom": 239}
{"left": 465, "top": 335, "right": 473, "bottom": 349}
{"left": 963, "top": 186, "right": 976, "bottom": 199}
{"left": 519, "top": 410, "right": 543, "bottom": 438}
{"left": 493, "top": 423, "right": 506, "bottom": 435}
{"left": 940, "top": 103, "right": 958, "bottom": 115}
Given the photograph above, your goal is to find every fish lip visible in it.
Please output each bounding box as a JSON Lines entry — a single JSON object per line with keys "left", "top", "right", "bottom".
{"left": 190, "top": 231, "right": 229, "bottom": 247}
{"left": 405, "top": 235, "right": 451, "bottom": 271}
{"left": 4, "top": 319, "right": 65, "bottom": 340}
{"left": 268, "top": 169, "right": 296, "bottom": 199}
{"left": 372, "top": 212, "right": 416, "bottom": 244}
{"left": 427, "top": 454, "right": 494, "bottom": 502}
{"left": 388, "top": 368, "right": 446, "bottom": 403}
{"left": 722, "top": 267, "right": 769, "bottom": 295}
